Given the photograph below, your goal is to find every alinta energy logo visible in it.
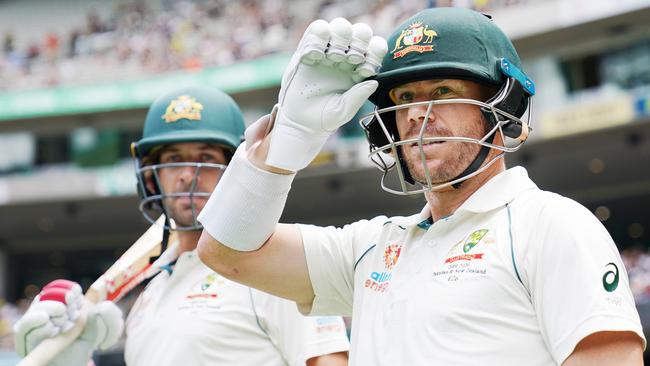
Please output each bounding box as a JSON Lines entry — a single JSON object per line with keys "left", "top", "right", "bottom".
{"left": 365, "top": 244, "right": 403, "bottom": 293}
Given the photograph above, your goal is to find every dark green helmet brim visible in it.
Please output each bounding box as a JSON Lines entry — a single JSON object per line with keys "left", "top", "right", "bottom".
{"left": 369, "top": 61, "right": 501, "bottom": 109}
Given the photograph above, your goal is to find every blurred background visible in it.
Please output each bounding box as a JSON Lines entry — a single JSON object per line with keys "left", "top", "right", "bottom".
{"left": 0, "top": 0, "right": 649, "bottom": 364}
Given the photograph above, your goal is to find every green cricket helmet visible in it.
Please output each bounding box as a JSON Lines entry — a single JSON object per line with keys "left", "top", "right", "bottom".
{"left": 360, "top": 7, "right": 535, "bottom": 195}
{"left": 133, "top": 86, "right": 244, "bottom": 159}
{"left": 132, "top": 86, "right": 245, "bottom": 230}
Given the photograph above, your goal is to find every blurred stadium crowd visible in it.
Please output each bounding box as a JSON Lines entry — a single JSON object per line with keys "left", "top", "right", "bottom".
{"left": 624, "top": 249, "right": 650, "bottom": 304}
{"left": 0, "top": 0, "right": 529, "bottom": 92}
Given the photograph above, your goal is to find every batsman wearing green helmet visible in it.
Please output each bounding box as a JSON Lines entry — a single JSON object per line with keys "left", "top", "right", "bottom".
{"left": 197, "top": 8, "right": 645, "bottom": 366}
{"left": 14, "top": 86, "right": 350, "bottom": 366}
{"left": 132, "top": 85, "right": 246, "bottom": 232}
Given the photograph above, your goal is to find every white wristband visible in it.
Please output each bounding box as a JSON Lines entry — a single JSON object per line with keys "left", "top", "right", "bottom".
{"left": 197, "top": 142, "right": 296, "bottom": 251}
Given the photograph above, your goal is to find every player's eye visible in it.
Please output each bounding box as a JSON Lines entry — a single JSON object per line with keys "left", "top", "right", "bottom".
{"left": 433, "top": 86, "right": 453, "bottom": 98}
{"left": 200, "top": 153, "right": 218, "bottom": 163}
{"left": 399, "top": 92, "right": 415, "bottom": 103}
{"left": 390, "top": 90, "right": 415, "bottom": 105}
{"left": 160, "top": 153, "right": 182, "bottom": 163}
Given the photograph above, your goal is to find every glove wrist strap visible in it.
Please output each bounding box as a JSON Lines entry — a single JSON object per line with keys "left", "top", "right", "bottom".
{"left": 265, "top": 111, "right": 330, "bottom": 172}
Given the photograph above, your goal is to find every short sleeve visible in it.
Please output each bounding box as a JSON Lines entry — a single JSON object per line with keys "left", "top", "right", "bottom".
{"left": 299, "top": 217, "right": 386, "bottom": 316}
{"left": 525, "top": 195, "right": 646, "bottom": 364}
{"left": 253, "top": 290, "right": 349, "bottom": 366}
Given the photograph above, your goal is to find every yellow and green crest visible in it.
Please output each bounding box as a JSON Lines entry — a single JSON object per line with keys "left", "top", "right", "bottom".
{"left": 200, "top": 273, "right": 219, "bottom": 291}
{"left": 162, "top": 95, "right": 203, "bottom": 123}
{"left": 463, "top": 229, "right": 488, "bottom": 253}
{"left": 391, "top": 22, "right": 437, "bottom": 59}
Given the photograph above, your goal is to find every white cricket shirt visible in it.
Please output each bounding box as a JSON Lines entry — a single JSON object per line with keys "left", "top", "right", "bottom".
{"left": 301, "top": 166, "right": 645, "bottom": 366}
{"left": 124, "top": 249, "right": 349, "bottom": 366}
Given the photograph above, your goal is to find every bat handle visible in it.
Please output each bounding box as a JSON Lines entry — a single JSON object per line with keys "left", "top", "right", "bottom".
{"left": 16, "top": 289, "right": 102, "bottom": 366}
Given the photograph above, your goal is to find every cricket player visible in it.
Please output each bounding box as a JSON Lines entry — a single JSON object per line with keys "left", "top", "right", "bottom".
{"left": 14, "top": 86, "right": 350, "bottom": 365}
{"left": 196, "top": 8, "right": 646, "bottom": 366}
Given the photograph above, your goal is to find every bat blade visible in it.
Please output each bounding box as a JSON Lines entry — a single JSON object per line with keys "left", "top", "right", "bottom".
{"left": 17, "top": 215, "right": 174, "bottom": 366}
{"left": 89, "top": 215, "right": 168, "bottom": 303}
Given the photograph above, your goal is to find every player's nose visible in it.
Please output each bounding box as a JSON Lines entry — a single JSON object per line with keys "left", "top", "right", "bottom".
{"left": 177, "top": 164, "right": 199, "bottom": 185}
{"left": 407, "top": 102, "right": 437, "bottom": 128}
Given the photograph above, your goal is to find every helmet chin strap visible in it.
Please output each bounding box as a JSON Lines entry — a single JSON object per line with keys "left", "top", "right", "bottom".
{"left": 148, "top": 213, "right": 171, "bottom": 264}
{"left": 161, "top": 214, "right": 171, "bottom": 251}
{"left": 395, "top": 119, "right": 496, "bottom": 190}
{"left": 449, "top": 129, "right": 495, "bottom": 189}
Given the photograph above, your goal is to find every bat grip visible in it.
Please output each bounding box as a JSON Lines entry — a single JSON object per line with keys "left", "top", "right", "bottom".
{"left": 16, "top": 289, "right": 101, "bottom": 366}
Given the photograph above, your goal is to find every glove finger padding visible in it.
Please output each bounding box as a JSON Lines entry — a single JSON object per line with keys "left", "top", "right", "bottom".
{"left": 33, "top": 300, "right": 70, "bottom": 329}
{"left": 347, "top": 23, "right": 373, "bottom": 65}
{"left": 14, "top": 278, "right": 84, "bottom": 358}
{"left": 325, "top": 18, "right": 352, "bottom": 62}
{"left": 13, "top": 302, "right": 63, "bottom": 357}
{"left": 41, "top": 279, "right": 84, "bottom": 330}
{"left": 280, "top": 19, "right": 329, "bottom": 96}
{"left": 14, "top": 300, "right": 124, "bottom": 366}
{"left": 297, "top": 19, "right": 329, "bottom": 65}
{"left": 354, "top": 35, "right": 388, "bottom": 81}
{"left": 12, "top": 279, "right": 123, "bottom": 366}
{"left": 81, "top": 301, "right": 124, "bottom": 350}
{"left": 268, "top": 18, "right": 388, "bottom": 171}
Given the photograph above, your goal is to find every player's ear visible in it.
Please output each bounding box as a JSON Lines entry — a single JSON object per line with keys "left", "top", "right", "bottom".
{"left": 144, "top": 174, "right": 157, "bottom": 195}
{"left": 142, "top": 148, "right": 164, "bottom": 194}
{"left": 140, "top": 160, "right": 159, "bottom": 195}
{"left": 479, "top": 84, "right": 498, "bottom": 102}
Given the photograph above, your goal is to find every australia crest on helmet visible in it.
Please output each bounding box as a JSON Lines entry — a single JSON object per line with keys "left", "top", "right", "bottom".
{"left": 391, "top": 21, "right": 437, "bottom": 59}
{"left": 162, "top": 95, "right": 204, "bottom": 123}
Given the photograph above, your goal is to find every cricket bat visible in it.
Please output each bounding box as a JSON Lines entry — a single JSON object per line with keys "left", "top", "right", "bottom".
{"left": 17, "top": 215, "right": 177, "bottom": 366}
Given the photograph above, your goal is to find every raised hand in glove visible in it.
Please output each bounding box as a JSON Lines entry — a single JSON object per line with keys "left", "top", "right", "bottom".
{"left": 14, "top": 279, "right": 124, "bottom": 366}
{"left": 266, "top": 18, "right": 388, "bottom": 171}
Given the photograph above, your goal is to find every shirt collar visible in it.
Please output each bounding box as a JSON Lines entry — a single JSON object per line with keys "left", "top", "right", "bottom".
{"left": 458, "top": 166, "right": 536, "bottom": 213}
{"left": 152, "top": 240, "right": 181, "bottom": 273}
{"left": 415, "top": 166, "right": 537, "bottom": 224}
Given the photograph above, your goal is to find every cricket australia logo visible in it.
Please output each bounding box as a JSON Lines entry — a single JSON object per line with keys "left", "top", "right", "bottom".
{"left": 162, "top": 95, "right": 203, "bottom": 123}
{"left": 383, "top": 243, "right": 403, "bottom": 270}
{"left": 444, "top": 229, "right": 490, "bottom": 264}
{"left": 185, "top": 273, "right": 223, "bottom": 301}
{"left": 463, "top": 229, "right": 488, "bottom": 253}
{"left": 392, "top": 22, "right": 437, "bottom": 59}
{"left": 365, "top": 243, "right": 403, "bottom": 293}
{"left": 433, "top": 229, "right": 492, "bottom": 282}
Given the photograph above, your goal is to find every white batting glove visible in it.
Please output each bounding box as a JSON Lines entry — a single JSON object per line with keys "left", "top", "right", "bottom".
{"left": 267, "top": 18, "right": 388, "bottom": 171}
{"left": 14, "top": 279, "right": 124, "bottom": 366}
